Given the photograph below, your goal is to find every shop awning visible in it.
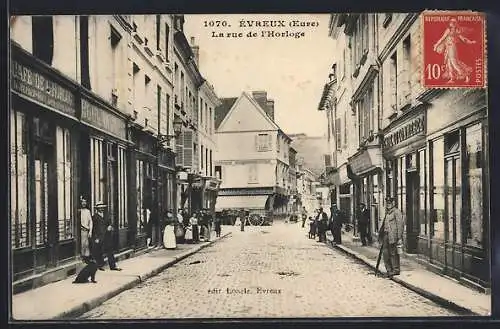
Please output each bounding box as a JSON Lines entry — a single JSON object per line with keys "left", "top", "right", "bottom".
{"left": 215, "top": 195, "right": 269, "bottom": 211}
{"left": 348, "top": 146, "right": 382, "bottom": 176}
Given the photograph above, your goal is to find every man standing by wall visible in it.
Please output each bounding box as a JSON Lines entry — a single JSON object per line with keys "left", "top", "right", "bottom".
{"left": 92, "top": 202, "right": 122, "bottom": 271}
{"left": 379, "top": 197, "right": 404, "bottom": 277}
{"left": 358, "top": 203, "right": 371, "bottom": 246}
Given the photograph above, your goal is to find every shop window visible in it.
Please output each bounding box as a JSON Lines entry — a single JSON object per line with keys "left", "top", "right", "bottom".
{"left": 465, "top": 123, "right": 483, "bottom": 247}
{"left": 445, "top": 131, "right": 462, "bottom": 244}
{"left": 418, "top": 149, "right": 427, "bottom": 235}
{"left": 397, "top": 155, "right": 406, "bottom": 212}
{"left": 136, "top": 160, "right": 145, "bottom": 233}
{"left": 56, "top": 127, "right": 73, "bottom": 241}
{"left": 32, "top": 16, "right": 54, "bottom": 65}
{"left": 90, "top": 138, "right": 106, "bottom": 210}
{"left": 10, "top": 111, "right": 30, "bottom": 249}
{"left": 118, "top": 146, "right": 128, "bottom": 228}
{"left": 431, "top": 138, "right": 445, "bottom": 239}
{"left": 386, "top": 160, "right": 393, "bottom": 198}
{"left": 33, "top": 117, "right": 54, "bottom": 247}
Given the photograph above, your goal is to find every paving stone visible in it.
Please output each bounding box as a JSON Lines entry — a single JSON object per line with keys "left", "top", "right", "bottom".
{"left": 80, "top": 222, "right": 458, "bottom": 319}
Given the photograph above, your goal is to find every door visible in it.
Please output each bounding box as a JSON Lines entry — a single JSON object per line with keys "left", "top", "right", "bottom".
{"left": 33, "top": 136, "right": 58, "bottom": 270}
{"left": 444, "top": 154, "right": 462, "bottom": 274}
{"left": 107, "top": 143, "right": 119, "bottom": 250}
{"left": 406, "top": 171, "right": 419, "bottom": 253}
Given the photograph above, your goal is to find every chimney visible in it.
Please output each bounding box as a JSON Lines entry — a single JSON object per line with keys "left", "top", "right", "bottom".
{"left": 266, "top": 99, "right": 275, "bottom": 120}
{"left": 190, "top": 37, "right": 199, "bottom": 66}
{"left": 252, "top": 91, "right": 268, "bottom": 111}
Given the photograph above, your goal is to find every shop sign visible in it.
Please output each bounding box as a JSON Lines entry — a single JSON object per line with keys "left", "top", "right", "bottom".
{"left": 11, "top": 60, "right": 76, "bottom": 116}
{"left": 383, "top": 114, "right": 425, "bottom": 148}
{"left": 81, "top": 98, "right": 127, "bottom": 140}
{"left": 350, "top": 150, "right": 372, "bottom": 174}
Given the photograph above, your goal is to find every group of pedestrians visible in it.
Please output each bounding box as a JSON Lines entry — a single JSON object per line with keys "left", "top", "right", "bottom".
{"left": 79, "top": 197, "right": 122, "bottom": 277}
{"left": 302, "top": 196, "right": 405, "bottom": 279}
{"left": 175, "top": 209, "right": 221, "bottom": 244}
{"left": 306, "top": 205, "right": 345, "bottom": 245}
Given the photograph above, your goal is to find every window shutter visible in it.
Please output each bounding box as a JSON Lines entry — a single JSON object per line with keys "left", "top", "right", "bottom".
{"left": 183, "top": 130, "right": 193, "bottom": 168}
{"left": 175, "top": 131, "right": 184, "bottom": 166}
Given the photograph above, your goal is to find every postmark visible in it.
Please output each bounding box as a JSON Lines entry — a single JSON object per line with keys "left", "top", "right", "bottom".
{"left": 422, "top": 11, "right": 486, "bottom": 88}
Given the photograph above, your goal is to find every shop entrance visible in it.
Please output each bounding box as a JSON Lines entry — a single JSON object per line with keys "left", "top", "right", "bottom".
{"left": 444, "top": 153, "right": 462, "bottom": 274}
{"left": 406, "top": 170, "right": 419, "bottom": 253}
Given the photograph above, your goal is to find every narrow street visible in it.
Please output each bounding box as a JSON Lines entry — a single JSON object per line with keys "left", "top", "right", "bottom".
{"left": 80, "top": 221, "right": 457, "bottom": 318}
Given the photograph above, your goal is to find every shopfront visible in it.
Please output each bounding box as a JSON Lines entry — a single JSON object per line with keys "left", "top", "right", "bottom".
{"left": 423, "top": 89, "right": 489, "bottom": 288}
{"left": 158, "top": 147, "right": 176, "bottom": 222}
{"left": 347, "top": 145, "right": 383, "bottom": 239}
{"left": 79, "top": 95, "right": 131, "bottom": 253}
{"left": 130, "top": 128, "right": 158, "bottom": 249}
{"left": 203, "top": 177, "right": 221, "bottom": 215}
{"left": 383, "top": 108, "right": 427, "bottom": 254}
{"left": 10, "top": 44, "right": 80, "bottom": 280}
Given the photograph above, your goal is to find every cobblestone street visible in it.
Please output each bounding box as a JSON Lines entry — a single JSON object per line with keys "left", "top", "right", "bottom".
{"left": 80, "top": 221, "right": 458, "bottom": 319}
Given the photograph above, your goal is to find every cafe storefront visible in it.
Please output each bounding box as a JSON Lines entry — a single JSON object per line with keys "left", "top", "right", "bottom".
{"left": 10, "top": 43, "right": 81, "bottom": 282}
{"left": 383, "top": 107, "right": 427, "bottom": 255}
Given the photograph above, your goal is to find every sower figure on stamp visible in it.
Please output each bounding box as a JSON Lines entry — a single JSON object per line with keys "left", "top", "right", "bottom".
{"left": 379, "top": 197, "right": 404, "bottom": 278}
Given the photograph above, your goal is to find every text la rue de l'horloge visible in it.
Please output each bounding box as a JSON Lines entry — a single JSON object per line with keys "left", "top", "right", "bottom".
{"left": 204, "top": 19, "right": 320, "bottom": 39}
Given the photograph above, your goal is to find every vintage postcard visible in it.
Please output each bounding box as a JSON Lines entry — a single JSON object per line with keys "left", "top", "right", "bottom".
{"left": 9, "top": 12, "right": 491, "bottom": 321}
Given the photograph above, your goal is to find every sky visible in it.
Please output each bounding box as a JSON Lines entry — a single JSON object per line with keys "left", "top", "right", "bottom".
{"left": 184, "top": 14, "right": 336, "bottom": 137}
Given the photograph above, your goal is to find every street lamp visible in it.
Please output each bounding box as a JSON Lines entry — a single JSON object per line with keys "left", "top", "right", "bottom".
{"left": 158, "top": 116, "right": 183, "bottom": 144}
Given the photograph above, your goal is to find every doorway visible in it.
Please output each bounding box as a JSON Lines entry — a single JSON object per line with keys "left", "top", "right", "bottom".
{"left": 406, "top": 170, "right": 419, "bottom": 253}
{"left": 444, "top": 154, "right": 462, "bottom": 274}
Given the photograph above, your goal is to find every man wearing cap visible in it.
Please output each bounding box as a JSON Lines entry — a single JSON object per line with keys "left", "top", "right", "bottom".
{"left": 92, "top": 202, "right": 121, "bottom": 271}
{"left": 379, "top": 197, "right": 404, "bottom": 277}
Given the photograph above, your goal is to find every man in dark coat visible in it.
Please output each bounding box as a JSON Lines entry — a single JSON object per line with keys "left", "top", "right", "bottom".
{"left": 317, "top": 207, "right": 328, "bottom": 242}
{"left": 301, "top": 206, "right": 308, "bottom": 228}
{"left": 330, "top": 204, "right": 343, "bottom": 245}
{"left": 379, "top": 197, "right": 404, "bottom": 277}
{"left": 92, "top": 202, "right": 121, "bottom": 271}
{"left": 358, "top": 203, "right": 370, "bottom": 246}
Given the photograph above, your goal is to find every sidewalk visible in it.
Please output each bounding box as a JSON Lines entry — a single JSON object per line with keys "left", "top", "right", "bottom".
{"left": 11, "top": 231, "right": 233, "bottom": 321}
{"left": 330, "top": 231, "right": 491, "bottom": 316}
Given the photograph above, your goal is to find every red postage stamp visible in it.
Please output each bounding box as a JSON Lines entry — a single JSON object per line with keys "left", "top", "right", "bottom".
{"left": 422, "top": 11, "right": 486, "bottom": 88}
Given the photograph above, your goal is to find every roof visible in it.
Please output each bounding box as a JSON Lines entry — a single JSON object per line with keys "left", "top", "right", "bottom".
{"left": 214, "top": 97, "right": 238, "bottom": 129}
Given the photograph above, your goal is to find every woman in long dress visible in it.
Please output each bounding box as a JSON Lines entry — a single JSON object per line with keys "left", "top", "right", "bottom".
{"left": 190, "top": 213, "right": 199, "bottom": 243}
{"left": 184, "top": 220, "right": 193, "bottom": 243}
{"left": 79, "top": 197, "right": 93, "bottom": 263}
{"left": 163, "top": 211, "right": 177, "bottom": 249}
{"left": 433, "top": 18, "right": 476, "bottom": 83}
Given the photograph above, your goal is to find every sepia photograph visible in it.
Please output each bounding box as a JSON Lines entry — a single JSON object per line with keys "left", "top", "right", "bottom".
{"left": 8, "top": 11, "right": 491, "bottom": 320}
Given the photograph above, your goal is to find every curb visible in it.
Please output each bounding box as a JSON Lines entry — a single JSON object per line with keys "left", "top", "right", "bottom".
{"left": 331, "top": 243, "right": 480, "bottom": 316}
{"left": 54, "top": 232, "right": 232, "bottom": 320}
